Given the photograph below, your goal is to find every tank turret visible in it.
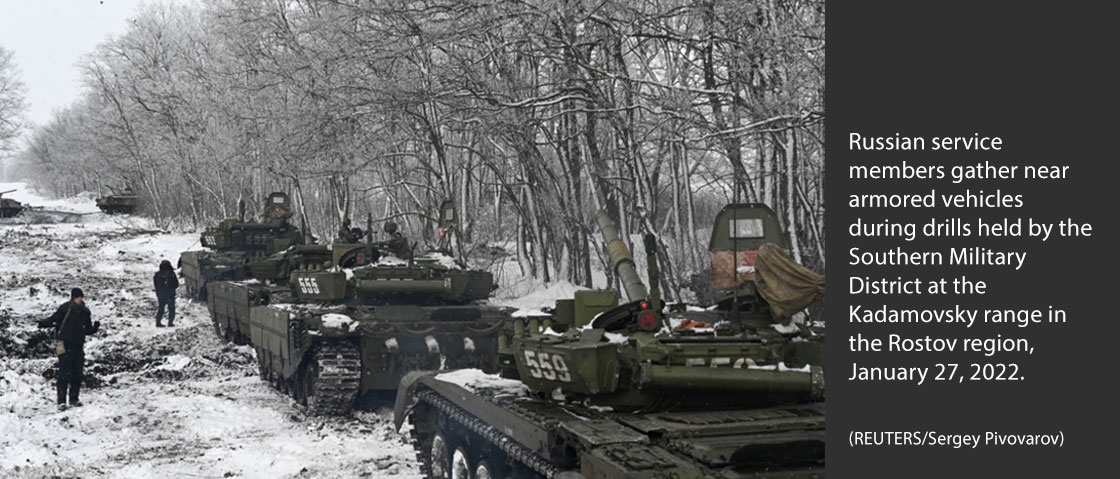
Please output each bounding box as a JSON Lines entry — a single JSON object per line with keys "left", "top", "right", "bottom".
{"left": 179, "top": 192, "right": 306, "bottom": 300}
{"left": 0, "top": 189, "right": 23, "bottom": 218}
{"left": 95, "top": 185, "right": 139, "bottom": 215}
{"left": 508, "top": 208, "right": 825, "bottom": 410}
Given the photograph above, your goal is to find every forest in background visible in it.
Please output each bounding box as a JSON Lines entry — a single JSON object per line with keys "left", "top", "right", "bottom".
{"left": 5, "top": 0, "right": 825, "bottom": 301}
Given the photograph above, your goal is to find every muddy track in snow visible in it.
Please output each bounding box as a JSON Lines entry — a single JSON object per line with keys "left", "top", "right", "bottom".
{"left": 1, "top": 215, "right": 420, "bottom": 478}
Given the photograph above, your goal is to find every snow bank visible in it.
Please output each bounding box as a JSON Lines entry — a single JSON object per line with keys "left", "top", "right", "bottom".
{"left": 494, "top": 279, "right": 588, "bottom": 313}
{"left": 0, "top": 182, "right": 99, "bottom": 214}
{"left": 0, "top": 189, "right": 422, "bottom": 478}
{"left": 155, "top": 354, "right": 192, "bottom": 371}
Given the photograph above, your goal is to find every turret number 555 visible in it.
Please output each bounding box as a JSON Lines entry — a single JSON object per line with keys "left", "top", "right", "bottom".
{"left": 523, "top": 351, "right": 572, "bottom": 382}
{"left": 297, "top": 277, "right": 321, "bottom": 295}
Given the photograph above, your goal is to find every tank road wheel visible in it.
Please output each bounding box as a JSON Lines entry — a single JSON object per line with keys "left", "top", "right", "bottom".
{"left": 452, "top": 446, "right": 472, "bottom": 479}
{"left": 474, "top": 460, "right": 498, "bottom": 479}
{"left": 297, "top": 343, "right": 362, "bottom": 416}
{"left": 474, "top": 456, "right": 513, "bottom": 479}
{"left": 429, "top": 432, "right": 453, "bottom": 478}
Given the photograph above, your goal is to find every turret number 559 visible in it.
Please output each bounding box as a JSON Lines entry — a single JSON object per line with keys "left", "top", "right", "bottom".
{"left": 523, "top": 351, "right": 572, "bottom": 382}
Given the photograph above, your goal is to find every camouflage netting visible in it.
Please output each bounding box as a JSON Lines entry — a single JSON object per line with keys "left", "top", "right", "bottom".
{"left": 753, "top": 243, "right": 825, "bottom": 319}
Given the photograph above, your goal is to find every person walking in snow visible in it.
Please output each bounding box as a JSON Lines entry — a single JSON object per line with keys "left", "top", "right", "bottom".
{"left": 153, "top": 259, "right": 179, "bottom": 327}
{"left": 38, "top": 288, "right": 99, "bottom": 410}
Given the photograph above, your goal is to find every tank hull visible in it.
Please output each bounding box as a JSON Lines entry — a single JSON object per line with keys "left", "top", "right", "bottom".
{"left": 179, "top": 250, "right": 248, "bottom": 300}
{"left": 0, "top": 198, "right": 22, "bottom": 218}
{"left": 398, "top": 373, "right": 824, "bottom": 478}
{"left": 249, "top": 302, "right": 508, "bottom": 415}
{"left": 206, "top": 280, "right": 290, "bottom": 344}
{"left": 95, "top": 195, "right": 139, "bottom": 214}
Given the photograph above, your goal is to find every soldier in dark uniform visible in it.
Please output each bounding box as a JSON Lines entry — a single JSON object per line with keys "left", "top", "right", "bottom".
{"left": 154, "top": 260, "right": 179, "bottom": 327}
{"left": 338, "top": 218, "right": 353, "bottom": 242}
{"left": 38, "top": 288, "right": 99, "bottom": 410}
{"left": 382, "top": 221, "right": 410, "bottom": 258}
{"left": 339, "top": 218, "right": 365, "bottom": 243}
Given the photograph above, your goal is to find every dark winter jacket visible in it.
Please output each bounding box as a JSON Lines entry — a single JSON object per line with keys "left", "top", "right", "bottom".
{"left": 154, "top": 261, "right": 179, "bottom": 300}
{"left": 38, "top": 300, "right": 98, "bottom": 345}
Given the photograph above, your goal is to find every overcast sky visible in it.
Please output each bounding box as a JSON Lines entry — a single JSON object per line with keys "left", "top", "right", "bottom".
{"left": 0, "top": 1, "right": 191, "bottom": 130}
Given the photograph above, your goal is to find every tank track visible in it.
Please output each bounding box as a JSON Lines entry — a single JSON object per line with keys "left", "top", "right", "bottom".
{"left": 411, "top": 387, "right": 563, "bottom": 478}
{"left": 407, "top": 403, "right": 438, "bottom": 478}
{"left": 306, "top": 343, "right": 362, "bottom": 416}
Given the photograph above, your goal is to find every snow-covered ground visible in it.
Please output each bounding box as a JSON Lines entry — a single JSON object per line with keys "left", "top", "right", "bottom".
{"left": 0, "top": 182, "right": 101, "bottom": 214}
{"left": 0, "top": 184, "right": 421, "bottom": 478}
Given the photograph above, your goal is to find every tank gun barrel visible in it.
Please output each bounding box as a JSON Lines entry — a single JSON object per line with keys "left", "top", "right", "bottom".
{"left": 0, "top": 189, "right": 14, "bottom": 196}
{"left": 594, "top": 210, "right": 648, "bottom": 302}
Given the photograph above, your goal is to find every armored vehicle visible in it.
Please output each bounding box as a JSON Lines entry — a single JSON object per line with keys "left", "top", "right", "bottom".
{"left": 1, "top": 189, "right": 85, "bottom": 222}
{"left": 245, "top": 205, "right": 510, "bottom": 416}
{"left": 205, "top": 243, "right": 330, "bottom": 344}
{"left": 179, "top": 192, "right": 306, "bottom": 301}
{"left": 206, "top": 217, "right": 406, "bottom": 345}
{"left": 0, "top": 189, "right": 23, "bottom": 218}
{"left": 393, "top": 205, "right": 826, "bottom": 478}
{"left": 95, "top": 185, "right": 139, "bottom": 214}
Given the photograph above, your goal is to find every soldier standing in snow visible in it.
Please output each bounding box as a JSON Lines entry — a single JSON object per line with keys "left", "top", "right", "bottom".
{"left": 38, "top": 288, "right": 99, "bottom": 410}
{"left": 154, "top": 259, "right": 179, "bottom": 327}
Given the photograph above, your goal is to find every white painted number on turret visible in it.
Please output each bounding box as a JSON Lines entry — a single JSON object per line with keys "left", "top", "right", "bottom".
{"left": 203, "top": 235, "right": 216, "bottom": 245}
{"left": 523, "top": 351, "right": 572, "bottom": 382}
{"left": 298, "top": 277, "right": 321, "bottom": 295}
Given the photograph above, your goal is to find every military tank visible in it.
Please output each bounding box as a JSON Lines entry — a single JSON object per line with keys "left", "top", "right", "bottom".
{"left": 205, "top": 242, "right": 331, "bottom": 345}
{"left": 205, "top": 215, "right": 405, "bottom": 345}
{"left": 1, "top": 188, "right": 87, "bottom": 222}
{"left": 0, "top": 189, "right": 23, "bottom": 218}
{"left": 393, "top": 205, "right": 826, "bottom": 478}
{"left": 95, "top": 185, "right": 139, "bottom": 214}
{"left": 179, "top": 192, "right": 306, "bottom": 301}
{"left": 246, "top": 206, "right": 511, "bottom": 416}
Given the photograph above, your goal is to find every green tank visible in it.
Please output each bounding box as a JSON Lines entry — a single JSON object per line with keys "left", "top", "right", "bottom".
{"left": 205, "top": 215, "right": 412, "bottom": 345}
{"left": 246, "top": 206, "right": 511, "bottom": 416}
{"left": 394, "top": 205, "right": 825, "bottom": 478}
{"left": 205, "top": 244, "right": 322, "bottom": 345}
{"left": 0, "top": 189, "right": 23, "bottom": 218}
{"left": 179, "top": 192, "right": 306, "bottom": 301}
{"left": 95, "top": 185, "right": 139, "bottom": 215}
{"left": 206, "top": 241, "right": 366, "bottom": 345}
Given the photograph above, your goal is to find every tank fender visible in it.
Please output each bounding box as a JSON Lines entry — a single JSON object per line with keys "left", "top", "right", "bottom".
{"left": 393, "top": 370, "right": 438, "bottom": 431}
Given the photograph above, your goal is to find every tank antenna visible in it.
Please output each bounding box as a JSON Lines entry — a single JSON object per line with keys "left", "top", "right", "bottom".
{"left": 365, "top": 213, "right": 373, "bottom": 265}
{"left": 732, "top": 180, "right": 741, "bottom": 323}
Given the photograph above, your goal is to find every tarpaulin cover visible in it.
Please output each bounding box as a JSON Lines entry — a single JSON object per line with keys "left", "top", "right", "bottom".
{"left": 753, "top": 243, "right": 825, "bottom": 319}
